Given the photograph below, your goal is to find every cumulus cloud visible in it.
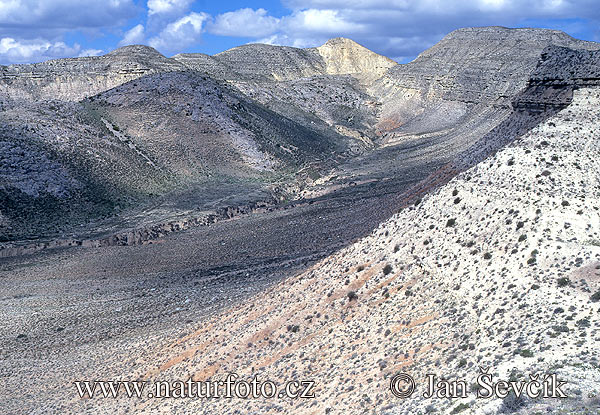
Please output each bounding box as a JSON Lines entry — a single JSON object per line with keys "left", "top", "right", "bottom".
{"left": 78, "top": 48, "right": 103, "bottom": 57}
{"left": 285, "top": 9, "right": 364, "bottom": 34}
{"left": 147, "top": 0, "right": 193, "bottom": 16}
{"left": 148, "top": 11, "right": 209, "bottom": 55}
{"left": 0, "top": 37, "right": 81, "bottom": 64}
{"left": 207, "top": 8, "right": 280, "bottom": 38}
{"left": 0, "top": 0, "right": 138, "bottom": 38}
{"left": 248, "top": 0, "right": 600, "bottom": 61}
{"left": 119, "top": 24, "right": 146, "bottom": 47}
{"left": 0, "top": 0, "right": 137, "bottom": 64}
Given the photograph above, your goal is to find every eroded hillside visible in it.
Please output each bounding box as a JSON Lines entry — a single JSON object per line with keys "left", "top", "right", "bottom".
{"left": 97, "top": 85, "right": 600, "bottom": 415}
{"left": 1, "top": 27, "right": 600, "bottom": 415}
{"left": 2, "top": 28, "right": 596, "bottom": 247}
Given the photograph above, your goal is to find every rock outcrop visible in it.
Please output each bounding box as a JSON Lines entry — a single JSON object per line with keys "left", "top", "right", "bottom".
{"left": 373, "top": 26, "right": 600, "bottom": 135}
{"left": 0, "top": 45, "right": 185, "bottom": 101}
{"left": 315, "top": 37, "right": 397, "bottom": 82}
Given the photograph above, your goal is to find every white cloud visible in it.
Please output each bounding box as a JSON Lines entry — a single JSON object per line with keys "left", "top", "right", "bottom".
{"left": 243, "top": 1, "right": 600, "bottom": 61}
{"left": 78, "top": 48, "right": 103, "bottom": 57}
{"left": 148, "top": 11, "right": 209, "bottom": 55}
{"left": 255, "top": 33, "right": 320, "bottom": 49}
{"left": 0, "top": 37, "right": 80, "bottom": 64}
{"left": 285, "top": 9, "right": 365, "bottom": 34}
{"left": 147, "top": 0, "right": 192, "bottom": 16}
{"left": 0, "top": 0, "right": 138, "bottom": 38}
{"left": 119, "top": 24, "right": 146, "bottom": 46}
{"left": 208, "top": 8, "right": 280, "bottom": 38}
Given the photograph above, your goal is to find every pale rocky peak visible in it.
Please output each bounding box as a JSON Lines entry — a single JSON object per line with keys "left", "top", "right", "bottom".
{"left": 315, "top": 37, "right": 397, "bottom": 81}
{"left": 105, "top": 44, "right": 166, "bottom": 58}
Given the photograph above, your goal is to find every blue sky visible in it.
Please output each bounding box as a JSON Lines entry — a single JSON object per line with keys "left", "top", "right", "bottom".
{"left": 1, "top": 0, "right": 599, "bottom": 65}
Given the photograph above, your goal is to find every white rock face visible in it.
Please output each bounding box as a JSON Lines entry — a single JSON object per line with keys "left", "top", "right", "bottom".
{"left": 315, "top": 37, "right": 397, "bottom": 82}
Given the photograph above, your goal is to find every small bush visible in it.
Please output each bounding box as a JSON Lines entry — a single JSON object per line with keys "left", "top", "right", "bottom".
{"left": 576, "top": 318, "right": 590, "bottom": 328}
{"left": 451, "top": 403, "right": 470, "bottom": 414}
{"left": 591, "top": 289, "right": 600, "bottom": 302}
{"left": 483, "top": 252, "right": 492, "bottom": 260}
{"left": 446, "top": 218, "right": 456, "bottom": 227}
{"left": 383, "top": 264, "right": 393, "bottom": 275}
{"left": 557, "top": 277, "right": 570, "bottom": 288}
{"left": 347, "top": 291, "right": 358, "bottom": 301}
{"left": 517, "top": 349, "right": 534, "bottom": 358}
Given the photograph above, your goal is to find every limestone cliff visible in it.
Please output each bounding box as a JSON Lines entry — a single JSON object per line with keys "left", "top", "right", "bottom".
{"left": 0, "top": 45, "right": 185, "bottom": 101}
{"left": 314, "top": 37, "right": 397, "bottom": 82}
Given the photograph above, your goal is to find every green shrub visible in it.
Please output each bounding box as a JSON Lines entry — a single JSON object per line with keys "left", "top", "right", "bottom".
{"left": 451, "top": 403, "right": 470, "bottom": 414}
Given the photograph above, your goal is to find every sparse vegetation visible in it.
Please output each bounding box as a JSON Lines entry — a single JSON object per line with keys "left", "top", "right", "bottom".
{"left": 450, "top": 403, "right": 470, "bottom": 414}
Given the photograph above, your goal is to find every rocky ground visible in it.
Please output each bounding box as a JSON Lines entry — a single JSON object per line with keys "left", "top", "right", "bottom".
{"left": 1, "top": 27, "right": 600, "bottom": 415}
{"left": 39, "top": 86, "right": 596, "bottom": 415}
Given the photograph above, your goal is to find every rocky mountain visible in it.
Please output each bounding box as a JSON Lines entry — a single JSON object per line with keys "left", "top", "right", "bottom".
{"left": 2, "top": 27, "right": 599, "bottom": 247}
{"left": 0, "top": 45, "right": 185, "bottom": 101}
{"left": 373, "top": 26, "right": 600, "bottom": 139}
{"left": 80, "top": 47, "right": 600, "bottom": 415}
{"left": 2, "top": 26, "right": 600, "bottom": 415}
{"left": 2, "top": 40, "right": 386, "bottom": 242}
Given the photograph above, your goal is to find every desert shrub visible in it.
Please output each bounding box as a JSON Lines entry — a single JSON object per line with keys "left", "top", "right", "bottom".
{"left": 517, "top": 349, "right": 534, "bottom": 358}
{"left": 591, "top": 289, "right": 600, "bottom": 302}
{"left": 500, "top": 391, "right": 528, "bottom": 413}
{"left": 446, "top": 218, "right": 456, "bottom": 227}
{"left": 451, "top": 403, "right": 470, "bottom": 414}
{"left": 557, "top": 277, "right": 570, "bottom": 288}
{"left": 287, "top": 325, "right": 299, "bottom": 333}
{"left": 576, "top": 318, "right": 590, "bottom": 328}
{"left": 383, "top": 264, "right": 393, "bottom": 275}
{"left": 347, "top": 291, "right": 358, "bottom": 301}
